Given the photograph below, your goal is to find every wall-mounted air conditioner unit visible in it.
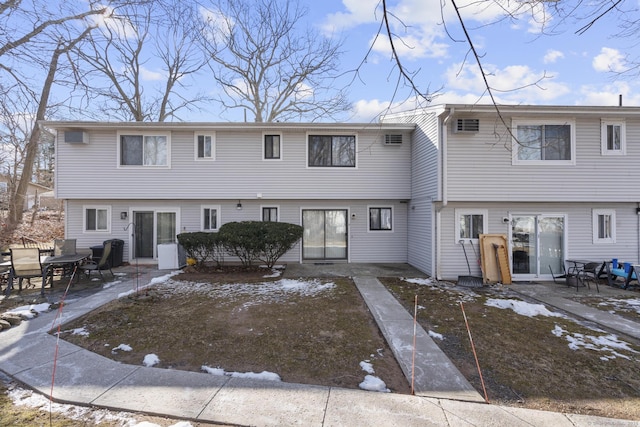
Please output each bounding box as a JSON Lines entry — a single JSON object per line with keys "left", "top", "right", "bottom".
{"left": 64, "top": 130, "right": 89, "bottom": 144}
{"left": 384, "top": 134, "right": 403, "bottom": 145}
{"left": 453, "top": 118, "right": 480, "bottom": 133}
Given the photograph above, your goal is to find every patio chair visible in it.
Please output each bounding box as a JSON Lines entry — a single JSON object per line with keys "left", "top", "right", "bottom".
{"left": 549, "top": 264, "right": 568, "bottom": 284}
{"left": 54, "top": 239, "right": 77, "bottom": 256}
{"left": 52, "top": 239, "right": 78, "bottom": 278}
{"left": 5, "top": 248, "right": 45, "bottom": 296}
{"left": 577, "top": 262, "right": 600, "bottom": 293}
{"left": 79, "top": 240, "right": 113, "bottom": 282}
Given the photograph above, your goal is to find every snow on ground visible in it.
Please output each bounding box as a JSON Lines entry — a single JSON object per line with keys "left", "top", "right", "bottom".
{"left": 201, "top": 365, "right": 281, "bottom": 381}
{"left": 6, "top": 302, "right": 51, "bottom": 319}
{"left": 597, "top": 297, "right": 640, "bottom": 315}
{"left": 552, "top": 325, "right": 638, "bottom": 360}
{"left": 358, "top": 360, "right": 390, "bottom": 393}
{"left": 143, "top": 354, "right": 160, "bottom": 367}
{"left": 485, "top": 298, "right": 566, "bottom": 318}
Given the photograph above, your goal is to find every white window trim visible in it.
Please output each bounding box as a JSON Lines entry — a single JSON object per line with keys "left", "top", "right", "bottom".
{"left": 195, "top": 132, "right": 216, "bottom": 161}
{"left": 263, "top": 132, "right": 283, "bottom": 161}
{"left": 260, "top": 205, "right": 280, "bottom": 222}
{"left": 592, "top": 209, "right": 616, "bottom": 244}
{"left": 117, "top": 131, "right": 171, "bottom": 168}
{"left": 83, "top": 205, "right": 111, "bottom": 233}
{"left": 367, "top": 205, "right": 394, "bottom": 232}
{"left": 305, "top": 132, "right": 358, "bottom": 169}
{"left": 201, "top": 204, "right": 221, "bottom": 232}
{"left": 511, "top": 119, "right": 576, "bottom": 166}
{"left": 601, "top": 119, "right": 626, "bottom": 156}
{"left": 455, "top": 209, "right": 488, "bottom": 244}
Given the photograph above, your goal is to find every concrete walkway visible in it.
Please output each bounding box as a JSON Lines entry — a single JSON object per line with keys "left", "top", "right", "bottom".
{"left": 0, "top": 265, "right": 638, "bottom": 426}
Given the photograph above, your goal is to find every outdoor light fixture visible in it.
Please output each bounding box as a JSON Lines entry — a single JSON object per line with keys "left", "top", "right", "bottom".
{"left": 236, "top": 200, "right": 243, "bottom": 210}
{"left": 120, "top": 211, "right": 128, "bottom": 220}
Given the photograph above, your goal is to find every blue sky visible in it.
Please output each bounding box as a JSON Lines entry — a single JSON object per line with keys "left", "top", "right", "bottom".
{"left": 294, "top": 0, "right": 639, "bottom": 122}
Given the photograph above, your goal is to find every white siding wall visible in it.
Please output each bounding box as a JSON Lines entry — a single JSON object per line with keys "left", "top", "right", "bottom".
{"left": 56, "top": 128, "right": 412, "bottom": 201}
{"left": 445, "top": 113, "right": 640, "bottom": 202}
{"left": 438, "top": 202, "right": 640, "bottom": 281}
{"left": 67, "top": 199, "right": 409, "bottom": 264}
{"left": 384, "top": 111, "right": 441, "bottom": 275}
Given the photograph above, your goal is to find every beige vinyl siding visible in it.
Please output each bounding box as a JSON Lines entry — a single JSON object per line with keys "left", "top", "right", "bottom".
{"left": 67, "top": 199, "right": 409, "bottom": 264}
{"left": 56, "top": 128, "right": 412, "bottom": 201}
{"left": 445, "top": 113, "right": 640, "bottom": 202}
{"left": 437, "top": 202, "right": 640, "bottom": 281}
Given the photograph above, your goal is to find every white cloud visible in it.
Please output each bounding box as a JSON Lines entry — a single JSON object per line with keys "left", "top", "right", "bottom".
{"left": 140, "top": 67, "right": 164, "bottom": 81}
{"left": 350, "top": 99, "right": 391, "bottom": 122}
{"left": 543, "top": 49, "right": 564, "bottom": 64}
{"left": 322, "top": 0, "right": 554, "bottom": 62}
{"left": 89, "top": 7, "right": 137, "bottom": 39}
{"left": 443, "top": 62, "right": 571, "bottom": 104}
{"left": 577, "top": 81, "right": 640, "bottom": 106}
{"left": 593, "top": 47, "right": 627, "bottom": 73}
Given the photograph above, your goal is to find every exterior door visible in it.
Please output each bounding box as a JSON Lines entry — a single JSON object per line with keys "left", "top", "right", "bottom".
{"left": 511, "top": 214, "right": 565, "bottom": 278}
{"left": 302, "top": 209, "right": 348, "bottom": 260}
{"left": 132, "top": 210, "right": 178, "bottom": 259}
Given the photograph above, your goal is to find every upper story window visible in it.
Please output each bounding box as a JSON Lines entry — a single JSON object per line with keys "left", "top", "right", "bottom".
{"left": 196, "top": 134, "right": 215, "bottom": 160}
{"left": 119, "top": 133, "right": 169, "bottom": 166}
{"left": 455, "top": 209, "right": 487, "bottom": 243}
{"left": 512, "top": 120, "right": 575, "bottom": 165}
{"left": 264, "top": 134, "right": 281, "bottom": 160}
{"left": 593, "top": 209, "right": 615, "bottom": 244}
{"left": 369, "top": 207, "right": 392, "bottom": 231}
{"left": 601, "top": 120, "right": 626, "bottom": 156}
{"left": 84, "top": 206, "right": 110, "bottom": 232}
{"left": 202, "top": 205, "right": 220, "bottom": 231}
{"left": 262, "top": 206, "right": 279, "bottom": 222}
{"left": 308, "top": 135, "right": 356, "bottom": 167}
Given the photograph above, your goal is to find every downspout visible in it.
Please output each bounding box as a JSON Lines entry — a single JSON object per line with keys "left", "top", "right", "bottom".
{"left": 435, "top": 107, "right": 454, "bottom": 280}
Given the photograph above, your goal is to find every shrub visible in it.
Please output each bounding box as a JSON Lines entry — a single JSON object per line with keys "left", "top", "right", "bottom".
{"left": 176, "top": 232, "right": 225, "bottom": 268}
{"left": 218, "top": 221, "right": 303, "bottom": 268}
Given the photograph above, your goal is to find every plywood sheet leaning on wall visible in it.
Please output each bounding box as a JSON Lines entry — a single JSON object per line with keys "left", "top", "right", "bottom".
{"left": 479, "top": 234, "right": 512, "bottom": 285}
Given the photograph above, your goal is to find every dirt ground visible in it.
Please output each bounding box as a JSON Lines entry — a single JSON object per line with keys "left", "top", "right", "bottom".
{"left": 59, "top": 266, "right": 411, "bottom": 394}
{"left": 381, "top": 277, "right": 640, "bottom": 421}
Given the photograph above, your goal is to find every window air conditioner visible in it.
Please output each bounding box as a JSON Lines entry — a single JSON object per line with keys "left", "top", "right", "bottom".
{"left": 384, "top": 134, "right": 403, "bottom": 144}
{"left": 454, "top": 118, "right": 480, "bottom": 133}
{"left": 64, "top": 130, "right": 89, "bottom": 144}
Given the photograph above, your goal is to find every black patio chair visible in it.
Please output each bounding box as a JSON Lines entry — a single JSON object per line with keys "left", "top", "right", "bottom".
{"left": 79, "top": 240, "right": 113, "bottom": 282}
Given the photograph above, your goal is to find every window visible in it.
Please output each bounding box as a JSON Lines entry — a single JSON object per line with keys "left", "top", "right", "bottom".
{"left": 512, "top": 120, "right": 574, "bottom": 164}
{"left": 119, "top": 133, "right": 168, "bottom": 166}
{"left": 369, "top": 207, "right": 392, "bottom": 231}
{"left": 264, "top": 134, "right": 281, "bottom": 160}
{"left": 593, "top": 209, "right": 615, "bottom": 244}
{"left": 196, "top": 134, "right": 214, "bottom": 160}
{"left": 601, "top": 120, "right": 626, "bottom": 155}
{"left": 202, "top": 205, "right": 220, "bottom": 231}
{"left": 262, "top": 207, "right": 278, "bottom": 222}
{"left": 84, "top": 206, "right": 110, "bottom": 232}
{"left": 455, "top": 209, "right": 487, "bottom": 242}
{"left": 308, "top": 135, "right": 356, "bottom": 167}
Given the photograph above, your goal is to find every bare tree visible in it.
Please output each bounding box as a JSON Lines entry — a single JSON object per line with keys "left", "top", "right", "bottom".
{"left": 73, "top": 0, "right": 211, "bottom": 122}
{"left": 198, "top": 0, "right": 350, "bottom": 122}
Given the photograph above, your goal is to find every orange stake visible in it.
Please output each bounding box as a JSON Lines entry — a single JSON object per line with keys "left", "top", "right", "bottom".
{"left": 460, "top": 301, "right": 490, "bottom": 403}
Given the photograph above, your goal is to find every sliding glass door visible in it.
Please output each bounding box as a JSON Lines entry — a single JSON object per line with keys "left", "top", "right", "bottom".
{"left": 302, "top": 210, "right": 348, "bottom": 260}
{"left": 511, "top": 214, "right": 565, "bottom": 278}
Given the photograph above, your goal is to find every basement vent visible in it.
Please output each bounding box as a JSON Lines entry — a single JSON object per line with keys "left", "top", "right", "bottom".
{"left": 64, "top": 130, "right": 88, "bottom": 144}
{"left": 454, "top": 118, "right": 480, "bottom": 133}
{"left": 384, "top": 134, "right": 403, "bottom": 144}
